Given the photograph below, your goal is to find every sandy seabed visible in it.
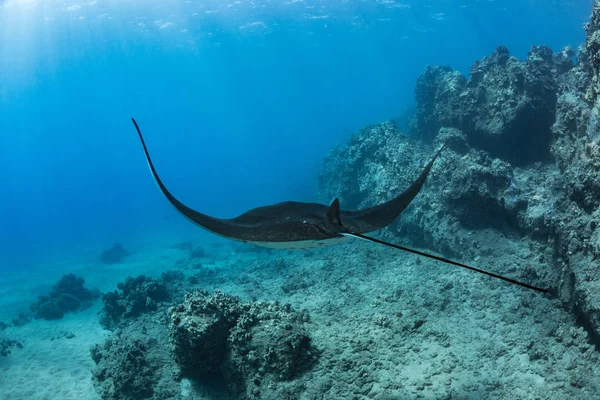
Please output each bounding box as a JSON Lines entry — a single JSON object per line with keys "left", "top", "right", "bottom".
{"left": 0, "top": 231, "right": 599, "bottom": 399}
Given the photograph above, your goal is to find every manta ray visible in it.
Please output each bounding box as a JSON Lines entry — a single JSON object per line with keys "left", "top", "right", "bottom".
{"left": 131, "top": 118, "right": 549, "bottom": 295}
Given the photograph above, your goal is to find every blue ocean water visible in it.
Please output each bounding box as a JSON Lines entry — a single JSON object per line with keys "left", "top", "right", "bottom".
{"left": 3, "top": 2, "right": 600, "bottom": 399}
{"left": 0, "top": 0, "right": 589, "bottom": 265}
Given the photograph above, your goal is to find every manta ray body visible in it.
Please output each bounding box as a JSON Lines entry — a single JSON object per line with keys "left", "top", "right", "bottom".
{"left": 131, "top": 118, "right": 441, "bottom": 250}
{"left": 131, "top": 118, "right": 550, "bottom": 295}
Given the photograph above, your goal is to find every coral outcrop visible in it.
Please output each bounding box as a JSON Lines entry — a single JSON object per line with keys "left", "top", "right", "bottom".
{"left": 0, "top": 339, "right": 22, "bottom": 356}
{"left": 100, "top": 243, "right": 129, "bottom": 264}
{"left": 319, "top": 3, "right": 600, "bottom": 346}
{"left": 412, "top": 45, "right": 559, "bottom": 165}
{"left": 98, "top": 273, "right": 185, "bottom": 330}
{"left": 29, "top": 273, "right": 100, "bottom": 320}
{"left": 169, "top": 290, "right": 315, "bottom": 398}
{"left": 90, "top": 312, "right": 179, "bottom": 400}
{"left": 91, "top": 288, "right": 315, "bottom": 399}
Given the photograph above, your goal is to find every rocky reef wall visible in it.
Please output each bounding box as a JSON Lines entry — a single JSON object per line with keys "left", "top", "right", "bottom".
{"left": 318, "top": 2, "right": 600, "bottom": 346}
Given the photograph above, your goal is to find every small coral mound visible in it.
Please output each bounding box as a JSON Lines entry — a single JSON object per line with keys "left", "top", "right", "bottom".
{"left": 98, "top": 272, "right": 186, "bottom": 330}
{"left": 0, "top": 339, "right": 23, "bottom": 356}
{"left": 100, "top": 243, "right": 129, "bottom": 264}
{"left": 90, "top": 316, "right": 178, "bottom": 400}
{"left": 11, "top": 313, "right": 32, "bottom": 327}
{"left": 30, "top": 273, "right": 101, "bottom": 320}
{"left": 169, "top": 290, "right": 316, "bottom": 398}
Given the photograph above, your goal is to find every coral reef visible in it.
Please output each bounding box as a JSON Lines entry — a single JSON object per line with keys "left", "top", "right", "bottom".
{"left": 319, "top": 121, "right": 425, "bottom": 209}
{"left": 0, "top": 313, "right": 32, "bottom": 330}
{"left": 0, "top": 339, "right": 23, "bottom": 356}
{"left": 169, "top": 290, "right": 315, "bottom": 398}
{"left": 91, "top": 289, "right": 315, "bottom": 399}
{"left": 319, "top": 3, "right": 600, "bottom": 348}
{"left": 98, "top": 271, "right": 188, "bottom": 330}
{"left": 412, "top": 45, "right": 559, "bottom": 165}
{"left": 50, "top": 331, "right": 76, "bottom": 341}
{"left": 11, "top": 313, "right": 32, "bottom": 327}
{"left": 98, "top": 275, "right": 170, "bottom": 330}
{"left": 85, "top": 5, "right": 600, "bottom": 399}
{"left": 90, "top": 312, "right": 179, "bottom": 400}
{"left": 29, "top": 273, "right": 100, "bottom": 320}
{"left": 100, "top": 243, "right": 129, "bottom": 264}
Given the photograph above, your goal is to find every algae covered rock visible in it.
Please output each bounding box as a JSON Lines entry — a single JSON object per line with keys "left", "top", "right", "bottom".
{"left": 223, "top": 301, "right": 314, "bottom": 398}
{"left": 32, "top": 298, "right": 64, "bottom": 320}
{"left": 98, "top": 275, "right": 171, "bottom": 330}
{"left": 0, "top": 339, "right": 23, "bottom": 356}
{"left": 318, "top": 6, "right": 600, "bottom": 349}
{"left": 169, "top": 290, "right": 244, "bottom": 377}
{"left": 90, "top": 313, "right": 179, "bottom": 400}
{"left": 29, "top": 273, "right": 100, "bottom": 320}
{"left": 318, "top": 120, "right": 425, "bottom": 209}
{"left": 412, "top": 45, "right": 558, "bottom": 165}
{"left": 169, "top": 290, "right": 316, "bottom": 398}
{"left": 100, "top": 243, "right": 129, "bottom": 264}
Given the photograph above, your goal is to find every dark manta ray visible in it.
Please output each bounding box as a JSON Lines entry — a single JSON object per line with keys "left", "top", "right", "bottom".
{"left": 131, "top": 118, "right": 550, "bottom": 295}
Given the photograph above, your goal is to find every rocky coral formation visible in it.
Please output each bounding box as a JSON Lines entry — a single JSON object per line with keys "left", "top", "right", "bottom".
{"left": 319, "top": 3, "right": 600, "bottom": 348}
{"left": 11, "top": 312, "right": 32, "bottom": 327}
{"left": 412, "top": 45, "right": 559, "bottom": 165}
{"left": 29, "top": 273, "right": 100, "bottom": 320}
{"left": 98, "top": 272, "right": 187, "bottom": 330}
{"left": 584, "top": 1, "right": 600, "bottom": 103}
{"left": 319, "top": 121, "right": 426, "bottom": 209}
{"left": 100, "top": 243, "right": 129, "bottom": 264}
{"left": 0, "top": 339, "right": 22, "bottom": 356}
{"left": 0, "top": 313, "right": 32, "bottom": 330}
{"left": 169, "top": 290, "right": 315, "bottom": 399}
{"left": 90, "top": 312, "right": 179, "bottom": 400}
{"left": 91, "top": 289, "right": 315, "bottom": 400}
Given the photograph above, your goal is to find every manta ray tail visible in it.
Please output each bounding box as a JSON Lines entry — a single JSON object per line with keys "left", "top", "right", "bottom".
{"left": 341, "top": 231, "right": 550, "bottom": 294}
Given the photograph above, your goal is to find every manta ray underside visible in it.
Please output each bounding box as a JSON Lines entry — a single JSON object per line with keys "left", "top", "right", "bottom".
{"left": 131, "top": 118, "right": 550, "bottom": 295}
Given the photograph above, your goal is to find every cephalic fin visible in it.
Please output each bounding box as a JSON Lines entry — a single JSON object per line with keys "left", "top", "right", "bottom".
{"left": 326, "top": 198, "right": 343, "bottom": 228}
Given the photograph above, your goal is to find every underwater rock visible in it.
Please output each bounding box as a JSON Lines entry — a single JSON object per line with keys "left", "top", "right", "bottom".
{"left": 319, "top": 121, "right": 424, "bottom": 209}
{"left": 189, "top": 246, "right": 205, "bottom": 259}
{"left": 100, "top": 243, "right": 129, "bottom": 264}
{"left": 160, "top": 270, "right": 185, "bottom": 283}
{"left": 169, "top": 290, "right": 315, "bottom": 398}
{"left": 584, "top": 1, "right": 600, "bottom": 103}
{"left": 223, "top": 301, "right": 315, "bottom": 398}
{"left": 413, "top": 65, "right": 466, "bottom": 143}
{"left": 29, "top": 273, "right": 101, "bottom": 320}
{"left": 554, "top": 45, "right": 576, "bottom": 74}
{"left": 412, "top": 45, "right": 558, "bottom": 165}
{"left": 91, "top": 312, "right": 179, "bottom": 400}
{"left": 0, "top": 313, "right": 31, "bottom": 330}
{"left": 0, "top": 339, "right": 22, "bottom": 356}
{"left": 99, "top": 275, "right": 170, "bottom": 330}
{"left": 34, "top": 299, "right": 64, "bottom": 320}
{"left": 91, "top": 289, "right": 314, "bottom": 399}
{"left": 319, "top": 4, "right": 600, "bottom": 349}
{"left": 318, "top": 120, "right": 524, "bottom": 253}
{"left": 11, "top": 312, "right": 32, "bottom": 327}
{"left": 169, "top": 290, "right": 244, "bottom": 377}
{"left": 55, "top": 293, "right": 81, "bottom": 312}
{"left": 92, "top": 339, "right": 155, "bottom": 400}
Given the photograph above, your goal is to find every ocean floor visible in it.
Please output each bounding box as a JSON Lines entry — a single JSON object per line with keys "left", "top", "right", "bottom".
{"left": 1, "top": 229, "right": 599, "bottom": 399}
